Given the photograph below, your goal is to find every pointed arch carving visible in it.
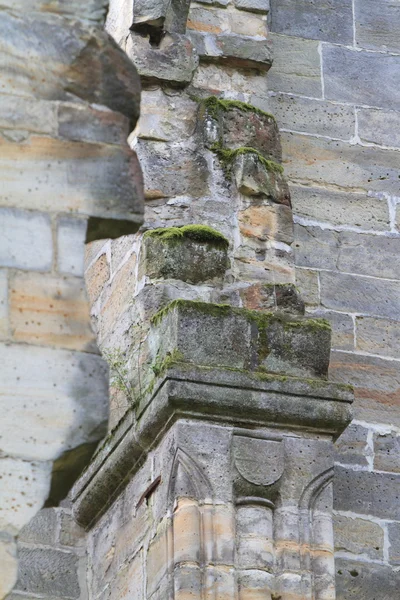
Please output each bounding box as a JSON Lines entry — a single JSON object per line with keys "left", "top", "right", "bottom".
{"left": 167, "top": 447, "right": 213, "bottom": 509}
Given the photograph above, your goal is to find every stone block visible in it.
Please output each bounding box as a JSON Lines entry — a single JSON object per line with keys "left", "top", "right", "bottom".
{"left": 295, "top": 268, "right": 319, "bottom": 307}
{"left": 141, "top": 226, "right": 229, "bottom": 284}
{"left": 355, "top": 0, "right": 400, "bottom": 53}
{"left": 57, "top": 217, "right": 87, "bottom": 277}
{"left": 338, "top": 231, "right": 400, "bottom": 279}
{"left": 388, "top": 522, "right": 400, "bottom": 566}
{"left": 104, "top": 550, "right": 143, "bottom": 600}
{"left": 173, "top": 500, "right": 201, "bottom": 564}
{"left": 10, "top": 271, "right": 97, "bottom": 352}
{"left": 18, "top": 509, "right": 57, "bottom": 546}
{"left": 0, "top": 534, "right": 17, "bottom": 600}
{"left": 58, "top": 103, "right": 130, "bottom": 146}
{"left": 333, "top": 515, "right": 384, "bottom": 560}
{"left": 267, "top": 33, "right": 322, "bottom": 97}
{"left": 294, "top": 225, "right": 339, "bottom": 271}
{"left": 192, "top": 62, "right": 269, "bottom": 97}
{"left": 234, "top": 0, "right": 269, "bottom": 13}
{"left": 335, "top": 558, "right": 400, "bottom": 599}
{"left": 334, "top": 466, "right": 400, "bottom": 520}
{"left": 320, "top": 271, "right": 400, "bottom": 320}
{"left": 239, "top": 203, "right": 293, "bottom": 244}
{"left": 0, "top": 269, "right": 8, "bottom": 338}
{"left": 0, "top": 135, "right": 143, "bottom": 225}
{"left": 374, "top": 431, "right": 400, "bottom": 473}
{"left": 239, "top": 283, "right": 305, "bottom": 314}
{"left": 356, "top": 316, "right": 400, "bottom": 359}
{"left": 188, "top": 31, "right": 273, "bottom": 70}
{"left": 139, "top": 89, "right": 198, "bottom": 142}
{"left": 323, "top": 44, "right": 400, "bottom": 111}
{"left": 334, "top": 423, "right": 369, "bottom": 467}
{"left": 263, "top": 94, "right": 355, "bottom": 140}
{"left": 291, "top": 185, "right": 390, "bottom": 231}
{"left": 146, "top": 522, "right": 169, "bottom": 597}
{"left": 126, "top": 32, "right": 198, "bottom": 85}
{"left": 16, "top": 548, "right": 79, "bottom": 599}
{"left": 85, "top": 253, "right": 111, "bottom": 305}
{"left": 136, "top": 140, "right": 209, "bottom": 199}
{"left": 233, "top": 153, "right": 290, "bottom": 204}
{"left": 270, "top": 0, "right": 353, "bottom": 44}
{"left": 310, "top": 310, "right": 354, "bottom": 351}
{"left": 150, "top": 300, "right": 331, "bottom": 379}
{"left": 0, "top": 208, "right": 52, "bottom": 272}
{"left": 106, "top": 0, "right": 134, "bottom": 46}
{"left": 234, "top": 243, "right": 295, "bottom": 285}
{"left": 59, "top": 512, "right": 86, "bottom": 547}
{"left": 0, "top": 342, "right": 108, "bottom": 462}
{"left": 281, "top": 132, "right": 400, "bottom": 195}
{"left": 330, "top": 350, "right": 400, "bottom": 427}
{"left": 0, "top": 95, "right": 57, "bottom": 135}
{"left": 358, "top": 107, "right": 400, "bottom": 149}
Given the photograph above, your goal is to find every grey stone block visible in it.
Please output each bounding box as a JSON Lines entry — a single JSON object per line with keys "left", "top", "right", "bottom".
{"left": 291, "top": 185, "right": 389, "bottom": 231}
{"left": 18, "top": 509, "right": 57, "bottom": 546}
{"left": 16, "top": 548, "right": 80, "bottom": 599}
{"left": 329, "top": 350, "right": 400, "bottom": 427}
{"left": 308, "top": 310, "right": 354, "bottom": 351}
{"left": 295, "top": 268, "right": 319, "bottom": 307}
{"left": 234, "top": 0, "right": 269, "bottom": 13}
{"left": 57, "top": 216, "right": 86, "bottom": 277}
{"left": 263, "top": 94, "right": 355, "bottom": 140}
{"left": 374, "top": 431, "right": 400, "bottom": 473}
{"left": 320, "top": 271, "right": 400, "bottom": 320}
{"left": 59, "top": 512, "right": 86, "bottom": 547}
{"left": 334, "top": 515, "right": 384, "bottom": 559}
{"left": 388, "top": 522, "right": 400, "bottom": 566}
{"left": 233, "top": 153, "right": 290, "bottom": 204}
{"left": 338, "top": 232, "right": 400, "bottom": 280}
{"left": 335, "top": 558, "right": 400, "bottom": 599}
{"left": 355, "top": 0, "right": 400, "bottom": 53}
{"left": 358, "top": 107, "right": 400, "bottom": 149}
{"left": 334, "top": 466, "right": 400, "bottom": 520}
{"left": 356, "top": 316, "right": 400, "bottom": 359}
{"left": 323, "top": 44, "right": 400, "bottom": 111}
{"left": 58, "top": 103, "right": 130, "bottom": 145}
{"left": 334, "top": 423, "right": 369, "bottom": 467}
{"left": 294, "top": 225, "right": 340, "bottom": 271}
{"left": 281, "top": 132, "right": 400, "bottom": 195}
{"left": 270, "top": 0, "right": 353, "bottom": 44}
{"left": 267, "top": 33, "right": 322, "bottom": 97}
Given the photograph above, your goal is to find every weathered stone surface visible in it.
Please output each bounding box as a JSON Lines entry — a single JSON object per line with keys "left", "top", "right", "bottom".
{"left": 131, "top": 0, "right": 169, "bottom": 29}
{"left": 188, "top": 31, "right": 273, "bottom": 70}
{"left": 374, "top": 431, "right": 400, "bottom": 473}
{"left": 311, "top": 310, "right": 354, "bottom": 352}
{"left": 356, "top": 316, "right": 400, "bottom": 359}
{"left": 0, "top": 96, "right": 57, "bottom": 135}
{"left": 0, "top": 342, "right": 108, "bottom": 462}
{"left": 323, "top": 44, "right": 400, "bottom": 111}
{"left": 187, "top": 4, "right": 267, "bottom": 37}
{"left": 355, "top": 0, "right": 400, "bottom": 53}
{"left": 58, "top": 104, "right": 130, "bottom": 146}
{"left": 358, "top": 107, "right": 400, "bottom": 149}
{"left": 57, "top": 217, "right": 87, "bottom": 277}
{"left": 239, "top": 283, "right": 305, "bottom": 314}
{"left": 295, "top": 268, "right": 319, "bottom": 307}
{"left": 0, "top": 270, "right": 8, "bottom": 339}
{"left": 335, "top": 558, "right": 400, "bottom": 599}
{"left": 338, "top": 231, "right": 400, "bottom": 279}
{"left": 267, "top": 33, "right": 322, "bottom": 97}
{"left": 136, "top": 140, "right": 209, "bottom": 199}
{"left": 126, "top": 32, "right": 199, "bottom": 85}
{"left": 388, "top": 522, "right": 400, "bottom": 566}
{"left": 320, "top": 271, "right": 400, "bottom": 320}
{"left": 0, "top": 534, "right": 17, "bottom": 600}
{"left": 263, "top": 93, "right": 355, "bottom": 140}
{"left": 239, "top": 203, "right": 293, "bottom": 245}
{"left": 330, "top": 350, "right": 400, "bottom": 427}
{"left": 281, "top": 132, "right": 400, "bottom": 194}
{"left": 139, "top": 90, "right": 198, "bottom": 142}
{"left": 10, "top": 272, "right": 97, "bottom": 352}
{"left": 291, "top": 185, "right": 390, "bottom": 231}
{"left": 294, "top": 225, "right": 339, "bottom": 271}
{"left": 0, "top": 208, "right": 52, "bottom": 272}
{"left": 234, "top": 0, "right": 269, "bottom": 12}
{"left": 334, "top": 515, "right": 384, "bottom": 559}
{"left": 18, "top": 509, "right": 57, "bottom": 546}
{"left": 233, "top": 154, "right": 290, "bottom": 204}
{"left": 59, "top": 513, "right": 86, "bottom": 547}
{"left": 141, "top": 233, "right": 229, "bottom": 284}
{"left": 334, "top": 466, "right": 400, "bottom": 519}
{"left": 270, "top": 0, "right": 353, "bottom": 44}
{"left": 334, "top": 423, "right": 370, "bottom": 467}
{"left": 85, "top": 253, "right": 111, "bottom": 305}
{"left": 16, "top": 548, "right": 79, "bottom": 599}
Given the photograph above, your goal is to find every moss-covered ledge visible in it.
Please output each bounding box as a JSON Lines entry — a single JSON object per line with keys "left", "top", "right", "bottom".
{"left": 143, "top": 224, "right": 229, "bottom": 249}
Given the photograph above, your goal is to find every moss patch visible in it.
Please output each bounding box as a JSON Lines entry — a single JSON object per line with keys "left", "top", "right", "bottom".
{"left": 211, "top": 143, "right": 284, "bottom": 176}
{"left": 143, "top": 224, "right": 229, "bottom": 249}
{"left": 202, "top": 95, "right": 276, "bottom": 122}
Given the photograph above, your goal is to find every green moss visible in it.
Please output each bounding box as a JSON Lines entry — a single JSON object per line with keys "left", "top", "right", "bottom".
{"left": 151, "top": 299, "right": 232, "bottom": 326}
{"left": 152, "top": 349, "right": 185, "bottom": 377}
{"left": 211, "top": 143, "right": 284, "bottom": 176}
{"left": 202, "top": 95, "right": 276, "bottom": 122}
{"left": 143, "top": 224, "right": 229, "bottom": 249}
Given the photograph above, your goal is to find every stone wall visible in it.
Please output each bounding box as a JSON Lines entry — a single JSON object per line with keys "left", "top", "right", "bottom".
{"left": 265, "top": 1, "right": 400, "bottom": 595}
{"left": 0, "top": 0, "right": 143, "bottom": 596}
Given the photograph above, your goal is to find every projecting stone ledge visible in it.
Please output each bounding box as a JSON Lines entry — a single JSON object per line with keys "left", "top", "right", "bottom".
{"left": 71, "top": 301, "right": 353, "bottom": 529}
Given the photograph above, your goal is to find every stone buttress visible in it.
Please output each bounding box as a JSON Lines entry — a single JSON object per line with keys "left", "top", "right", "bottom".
{"left": 72, "top": 2, "right": 353, "bottom": 600}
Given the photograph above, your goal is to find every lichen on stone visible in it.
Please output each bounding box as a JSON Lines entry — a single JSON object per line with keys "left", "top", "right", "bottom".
{"left": 143, "top": 224, "right": 229, "bottom": 249}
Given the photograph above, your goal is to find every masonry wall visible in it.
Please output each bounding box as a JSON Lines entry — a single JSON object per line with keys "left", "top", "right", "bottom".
{"left": 264, "top": 0, "right": 400, "bottom": 595}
